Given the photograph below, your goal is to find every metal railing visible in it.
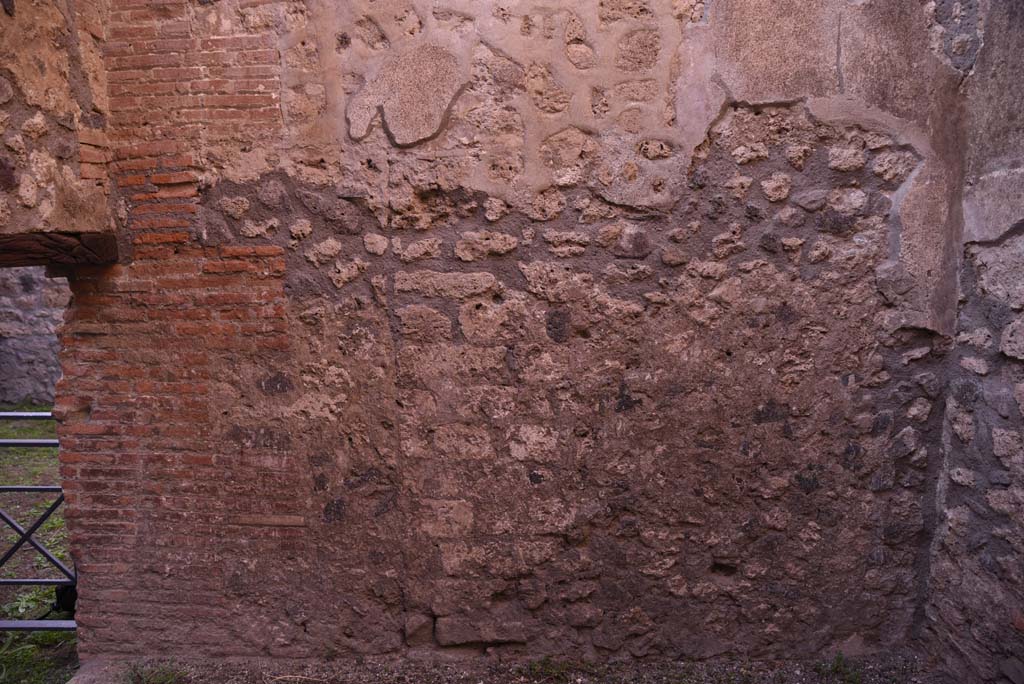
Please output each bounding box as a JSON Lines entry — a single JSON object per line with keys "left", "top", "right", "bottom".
{"left": 0, "top": 411, "right": 76, "bottom": 631}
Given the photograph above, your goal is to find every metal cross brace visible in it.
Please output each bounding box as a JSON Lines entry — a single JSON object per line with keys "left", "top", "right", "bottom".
{"left": 0, "top": 493, "right": 76, "bottom": 582}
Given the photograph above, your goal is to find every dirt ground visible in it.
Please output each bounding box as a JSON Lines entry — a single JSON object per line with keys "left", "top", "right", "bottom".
{"left": 70, "top": 652, "right": 934, "bottom": 684}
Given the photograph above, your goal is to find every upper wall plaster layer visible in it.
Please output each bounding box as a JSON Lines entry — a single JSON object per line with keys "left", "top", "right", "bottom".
{"left": 185, "top": 0, "right": 965, "bottom": 332}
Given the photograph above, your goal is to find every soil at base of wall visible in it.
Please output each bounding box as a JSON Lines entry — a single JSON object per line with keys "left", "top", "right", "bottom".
{"left": 72, "top": 652, "right": 933, "bottom": 684}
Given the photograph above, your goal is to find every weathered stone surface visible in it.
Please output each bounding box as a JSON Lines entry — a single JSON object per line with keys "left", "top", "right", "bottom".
{"left": 974, "top": 236, "right": 1024, "bottom": 308}
{"left": 828, "top": 145, "right": 866, "bottom": 171}
{"left": 305, "top": 238, "right": 343, "bottom": 265}
{"left": 1001, "top": 318, "right": 1024, "bottom": 360}
{"left": 541, "top": 127, "right": 597, "bottom": 186}
{"left": 329, "top": 258, "right": 367, "bottom": 288}
{"left": 525, "top": 63, "right": 571, "bottom": 113}
{"left": 220, "top": 196, "right": 251, "bottom": 220}
{"left": 543, "top": 230, "right": 590, "bottom": 258}
{"left": 394, "top": 270, "right": 497, "bottom": 299}
{"left": 615, "top": 29, "right": 660, "bottom": 71}
{"left": 435, "top": 611, "right": 528, "bottom": 646}
{"left": 396, "top": 237, "right": 442, "bottom": 263}
{"left": 454, "top": 231, "right": 518, "bottom": 262}
{"left": 715, "top": 0, "right": 838, "bottom": 101}
{"left": 348, "top": 44, "right": 465, "bottom": 146}
{"left": 760, "top": 172, "right": 791, "bottom": 202}
{"left": 397, "top": 305, "right": 451, "bottom": 341}
{"left": 362, "top": 233, "right": 388, "bottom": 255}
{"left": 873, "top": 150, "right": 918, "bottom": 184}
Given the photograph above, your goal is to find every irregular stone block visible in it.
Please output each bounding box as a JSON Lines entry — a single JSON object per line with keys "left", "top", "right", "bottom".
{"left": 435, "top": 612, "right": 528, "bottom": 646}
{"left": 348, "top": 45, "right": 465, "bottom": 146}
{"left": 394, "top": 270, "right": 497, "bottom": 299}
{"left": 1001, "top": 318, "right": 1024, "bottom": 360}
{"left": 454, "top": 231, "right": 518, "bottom": 261}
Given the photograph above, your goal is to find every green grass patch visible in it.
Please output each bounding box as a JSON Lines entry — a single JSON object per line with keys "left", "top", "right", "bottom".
{"left": 0, "top": 588, "right": 76, "bottom": 684}
{"left": 124, "top": 662, "right": 191, "bottom": 684}
{"left": 814, "top": 654, "right": 864, "bottom": 684}
{"left": 0, "top": 630, "right": 77, "bottom": 684}
{"left": 0, "top": 402, "right": 58, "bottom": 486}
{"left": 523, "top": 657, "right": 607, "bottom": 683}
{"left": 0, "top": 402, "right": 56, "bottom": 437}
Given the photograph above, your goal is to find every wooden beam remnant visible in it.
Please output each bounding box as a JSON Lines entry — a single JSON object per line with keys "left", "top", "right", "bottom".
{"left": 0, "top": 233, "right": 118, "bottom": 268}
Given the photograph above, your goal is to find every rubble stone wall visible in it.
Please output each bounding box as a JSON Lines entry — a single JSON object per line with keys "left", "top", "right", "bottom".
{"left": 923, "top": 3, "right": 1024, "bottom": 682}
{"left": 0, "top": 0, "right": 1021, "bottom": 681}
{"left": 0, "top": 0, "right": 114, "bottom": 264}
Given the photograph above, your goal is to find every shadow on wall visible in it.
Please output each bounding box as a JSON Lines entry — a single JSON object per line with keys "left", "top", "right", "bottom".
{"left": 0, "top": 266, "right": 69, "bottom": 404}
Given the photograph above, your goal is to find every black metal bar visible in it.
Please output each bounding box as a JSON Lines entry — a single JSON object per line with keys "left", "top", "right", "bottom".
{"left": 0, "top": 578, "right": 75, "bottom": 586}
{"left": 0, "top": 509, "right": 75, "bottom": 581}
{"left": 0, "top": 486, "right": 63, "bottom": 493}
{"left": 0, "top": 500, "right": 75, "bottom": 581}
{"left": 0, "top": 439, "right": 59, "bottom": 448}
{"left": 0, "top": 496, "right": 76, "bottom": 581}
{"left": 0, "top": 412, "right": 54, "bottom": 421}
{"left": 0, "top": 620, "right": 76, "bottom": 632}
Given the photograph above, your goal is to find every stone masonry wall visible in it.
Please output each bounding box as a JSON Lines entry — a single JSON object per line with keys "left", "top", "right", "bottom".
{"left": 0, "top": 0, "right": 115, "bottom": 264}
{"left": 0, "top": 0, "right": 1022, "bottom": 681}
{"left": 0, "top": 267, "right": 70, "bottom": 404}
{"left": 59, "top": 0, "right": 963, "bottom": 664}
{"left": 923, "top": 3, "right": 1024, "bottom": 683}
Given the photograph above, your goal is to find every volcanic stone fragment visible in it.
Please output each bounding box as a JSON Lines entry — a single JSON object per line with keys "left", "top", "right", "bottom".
{"left": 219, "top": 196, "right": 250, "bottom": 219}
{"left": 348, "top": 44, "right": 465, "bottom": 146}
{"left": 363, "top": 233, "right": 388, "bottom": 255}
{"left": 455, "top": 231, "right": 519, "bottom": 261}
{"left": 397, "top": 237, "right": 442, "bottom": 263}
{"left": 599, "top": 221, "right": 651, "bottom": 259}
{"left": 828, "top": 145, "right": 866, "bottom": 171}
{"left": 395, "top": 271, "right": 497, "bottom": 299}
{"left": 1001, "top": 317, "right": 1024, "bottom": 360}
{"left": 760, "top": 172, "right": 792, "bottom": 202}
{"left": 615, "top": 29, "right": 660, "bottom": 71}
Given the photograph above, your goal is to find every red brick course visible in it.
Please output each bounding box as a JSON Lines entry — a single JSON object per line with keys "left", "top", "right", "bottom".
{"left": 53, "top": 5, "right": 294, "bottom": 651}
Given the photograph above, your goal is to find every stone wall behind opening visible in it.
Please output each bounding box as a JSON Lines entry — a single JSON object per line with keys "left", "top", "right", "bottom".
{"left": 0, "top": 267, "right": 69, "bottom": 404}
